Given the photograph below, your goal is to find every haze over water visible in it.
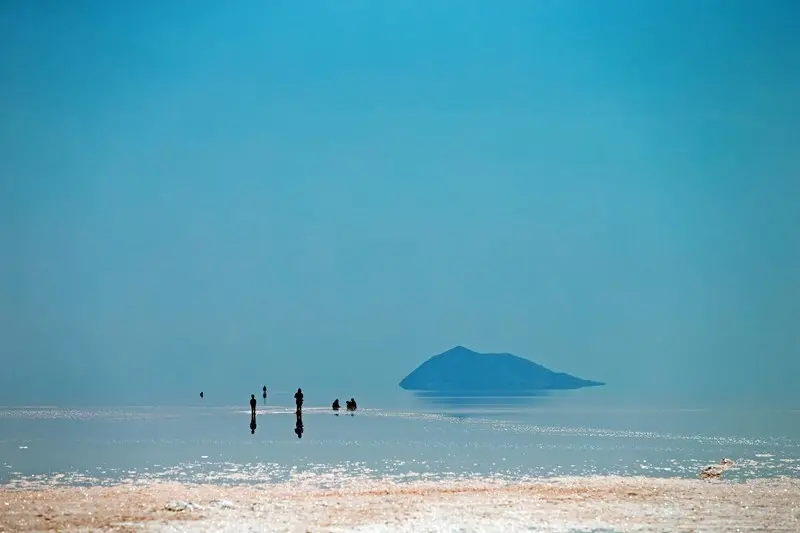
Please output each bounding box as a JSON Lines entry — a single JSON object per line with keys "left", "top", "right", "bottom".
{"left": 2, "top": 1, "right": 800, "bottom": 410}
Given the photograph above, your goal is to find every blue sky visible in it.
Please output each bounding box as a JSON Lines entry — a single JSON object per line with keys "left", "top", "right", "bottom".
{"left": 1, "top": 1, "right": 798, "bottom": 406}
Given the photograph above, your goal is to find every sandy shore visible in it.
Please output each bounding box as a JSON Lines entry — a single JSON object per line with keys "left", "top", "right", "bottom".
{"left": 2, "top": 476, "right": 798, "bottom": 532}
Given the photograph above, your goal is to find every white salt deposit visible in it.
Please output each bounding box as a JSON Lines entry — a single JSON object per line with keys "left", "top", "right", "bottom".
{"left": 2, "top": 476, "right": 798, "bottom": 532}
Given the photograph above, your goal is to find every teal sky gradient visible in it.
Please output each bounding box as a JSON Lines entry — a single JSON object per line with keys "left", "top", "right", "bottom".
{"left": 1, "top": 1, "right": 798, "bottom": 406}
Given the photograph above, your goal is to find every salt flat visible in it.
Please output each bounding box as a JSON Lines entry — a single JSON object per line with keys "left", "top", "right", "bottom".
{"left": 2, "top": 476, "right": 798, "bottom": 532}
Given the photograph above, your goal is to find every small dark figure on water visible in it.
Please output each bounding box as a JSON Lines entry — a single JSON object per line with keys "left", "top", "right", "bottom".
{"left": 262, "top": 385, "right": 267, "bottom": 404}
{"left": 294, "top": 388, "right": 304, "bottom": 413}
{"left": 345, "top": 398, "right": 357, "bottom": 412}
{"left": 200, "top": 391, "right": 204, "bottom": 399}
{"left": 250, "top": 413, "right": 257, "bottom": 434}
{"left": 332, "top": 398, "right": 340, "bottom": 411}
{"left": 250, "top": 394, "right": 257, "bottom": 417}
{"left": 294, "top": 411, "right": 304, "bottom": 439}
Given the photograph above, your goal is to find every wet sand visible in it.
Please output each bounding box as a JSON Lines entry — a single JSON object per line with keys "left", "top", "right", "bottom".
{"left": 2, "top": 476, "right": 798, "bottom": 532}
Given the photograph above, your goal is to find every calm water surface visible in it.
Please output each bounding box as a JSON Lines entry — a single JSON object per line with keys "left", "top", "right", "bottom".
{"left": 1, "top": 397, "right": 798, "bottom": 487}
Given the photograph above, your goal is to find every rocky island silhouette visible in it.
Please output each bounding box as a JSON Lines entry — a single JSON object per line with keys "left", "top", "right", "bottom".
{"left": 399, "top": 346, "right": 604, "bottom": 395}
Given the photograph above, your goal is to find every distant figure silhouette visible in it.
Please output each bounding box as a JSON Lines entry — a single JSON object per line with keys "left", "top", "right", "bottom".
{"left": 294, "top": 411, "right": 304, "bottom": 439}
{"left": 250, "top": 413, "right": 257, "bottom": 434}
{"left": 332, "top": 399, "right": 340, "bottom": 411}
{"left": 346, "top": 398, "right": 357, "bottom": 412}
{"left": 294, "top": 388, "right": 304, "bottom": 413}
{"left": 262, "top": 385, "right": 267, "bottom": 404}
{"left": 250, "top": 394, "right": 257, "bottom": 417}
{"left": 200, "top": 392, "right": 204, "bottom": 399}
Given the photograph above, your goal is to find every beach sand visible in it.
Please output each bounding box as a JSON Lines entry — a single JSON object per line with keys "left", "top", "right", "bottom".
{"left": 2, "top": 476, "right": 798, "bottom": 532}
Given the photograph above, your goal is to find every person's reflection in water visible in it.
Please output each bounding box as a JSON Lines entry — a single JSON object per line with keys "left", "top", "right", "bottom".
{"left": 250, "top": 413, "right": 257, "bottom": 434}
{"left": 294, "top": 411, "right": 304, "bottom": 439}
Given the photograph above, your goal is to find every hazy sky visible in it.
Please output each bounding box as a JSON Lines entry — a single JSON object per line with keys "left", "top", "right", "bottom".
{"left": 1, "top": 1, "right": 798, "bottom": 407}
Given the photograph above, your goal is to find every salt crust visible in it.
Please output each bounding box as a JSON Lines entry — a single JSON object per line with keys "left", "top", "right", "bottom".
{"left": 1, "top": 476, "right": 798, "bottom": 532}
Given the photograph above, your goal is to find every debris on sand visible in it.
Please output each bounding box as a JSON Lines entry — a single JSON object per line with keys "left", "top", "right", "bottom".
{"left": 210, "top": 499, "right": 236, "bottom": 509}
{"left": 165, "top": 501, "right": 202, "bottom": 512}
{"left": 699, "top": 458, "right": 735, "bottom": 479}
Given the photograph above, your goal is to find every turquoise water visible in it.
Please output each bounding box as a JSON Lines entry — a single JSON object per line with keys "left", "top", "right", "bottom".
{"left": 2, "top": 400, "right": 798, "bottom": 487}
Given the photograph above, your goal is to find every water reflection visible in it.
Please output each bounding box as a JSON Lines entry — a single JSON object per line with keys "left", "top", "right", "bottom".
{"left": 410, "top": 390, "right": 551, "bottom": 416}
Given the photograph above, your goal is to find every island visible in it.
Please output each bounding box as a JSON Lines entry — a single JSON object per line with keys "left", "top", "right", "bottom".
{"left": 399, "top": 346, "right": 604, "bottom": 394}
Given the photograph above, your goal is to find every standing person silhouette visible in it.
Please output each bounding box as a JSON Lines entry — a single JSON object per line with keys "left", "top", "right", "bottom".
{"left": 294, "top": 388, "right": 304, "bottom": 413}
{"left": 346, "top": 398, "right": 357, "bottom": 412}
{"left": 262, "top": 385, "right": 267, "bottom": 404}
{"left": 250, "top": 394, "right": 257, "bottom": 417}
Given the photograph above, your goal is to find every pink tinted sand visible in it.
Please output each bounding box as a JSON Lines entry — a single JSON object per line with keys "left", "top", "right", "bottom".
{"left": 2, "top": 476, "right": 799, "bottom": 532}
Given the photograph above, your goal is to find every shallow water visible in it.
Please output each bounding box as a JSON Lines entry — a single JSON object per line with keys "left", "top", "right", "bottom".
{"left": 1, "top": 403, "right": 798, "bottom": 488}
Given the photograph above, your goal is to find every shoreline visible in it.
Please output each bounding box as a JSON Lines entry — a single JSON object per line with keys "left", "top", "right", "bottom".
{"left": 2, "top": 475, "right": 798, "bottom": 532}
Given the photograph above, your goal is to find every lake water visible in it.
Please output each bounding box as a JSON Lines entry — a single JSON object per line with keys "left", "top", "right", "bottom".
{"left": 2, "top": 397, "right": 799, "bottom": 488}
